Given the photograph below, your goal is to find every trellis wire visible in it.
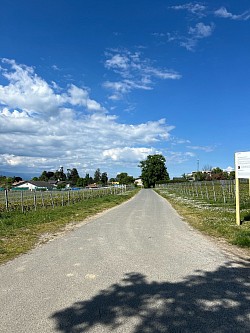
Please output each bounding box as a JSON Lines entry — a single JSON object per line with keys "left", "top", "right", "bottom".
{"left": 0, "top": 186, "right": 128, "bottom": 213}
{"left": 157, "top": 180, "right": 250, "bottom": 208}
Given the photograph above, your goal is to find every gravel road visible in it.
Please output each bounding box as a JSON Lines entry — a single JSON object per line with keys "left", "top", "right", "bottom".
{"left": 0, "top": 189, "right": 249, "bottom": 332}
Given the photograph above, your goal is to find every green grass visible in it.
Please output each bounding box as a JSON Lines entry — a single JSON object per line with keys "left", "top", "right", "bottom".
{"left": 0, "top": 190, "right": 139, "bottom": 264}
{"left": 156, "top": 189, "right": 250, "bottom": 251}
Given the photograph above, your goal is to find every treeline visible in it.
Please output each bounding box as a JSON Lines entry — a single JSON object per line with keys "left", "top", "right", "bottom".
{"left": 182, "top": 167, "right": 235, "bottom": 182}
{"left": 0, "top": 176, "right": 23, "bottom": 190}
{"left": 0, "top": 167, "right": 135, "bottom": 190}
{"left": 32, "top": 167, "right": 135, "bottom": 188}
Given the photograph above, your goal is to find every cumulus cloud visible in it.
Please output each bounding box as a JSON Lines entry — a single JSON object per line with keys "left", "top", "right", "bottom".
{"left": 224, "top": 166, "right": 234, "bottom": 172}
{"left": 103, "top": 49, "right": 181, "bottom": 100}
{"left": 65, "top": 84, "right": 103, "bottom": 111}
{"left": 0, "top": 59, "right": 175, "bottom": 176}
{"left": 103, "top": 147, "right": 157, "bottom": 162}
{"left": 0, "top": 59, "right": 104, "bottom": 116}
{"left": 214, "top": 7, "right": 250, "bottom": 21}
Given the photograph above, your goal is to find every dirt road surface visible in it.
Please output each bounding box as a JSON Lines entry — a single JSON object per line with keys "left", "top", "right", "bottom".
{"left": 0, "top": 189, "right": 249, "bottom": 332}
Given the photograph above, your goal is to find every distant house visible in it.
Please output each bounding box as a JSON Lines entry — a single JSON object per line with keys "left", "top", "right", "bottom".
{"left": 134, "top": 178, "right": 143, "bottom": 187}
{"left": 109, "top": 181, "right": 120, "bottom": 186}
{"left": 86, "top": 183, "right": 99, "bottom": 189}
{"left": 12, "top": 181, "right": 54, "bottom": 191}
{"left": 12, "top": 180, "right": 25, "bottom": 187}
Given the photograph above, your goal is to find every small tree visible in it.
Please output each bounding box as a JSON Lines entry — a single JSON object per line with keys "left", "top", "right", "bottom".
{"left": 39, "top": 171, "right": 49, "bottom": 181}
{"left": 195, "top": 171, "right": 206, "bottom": 181}
{"left": 101, "top": 172, "right": 108, "bottom": 186}
{"left": 211, "top": 167, "right": 224, "bottom": 180}
{"left": 83, "top": 173, "right": 93, "bottom": 186}
{"left": 76, "top": 177, "right": 85, "bottom": 187}
{"left": 67, "top": 168, "right": 80, "bottom": 185}
{"left": 139, "top": 154, "right": 169, "bottom": 188}
{"left": 54, "top": 167, "right": 66, "bottom": 181}
{"left": 94, "top": 168, "right": 101, "bottom": 184}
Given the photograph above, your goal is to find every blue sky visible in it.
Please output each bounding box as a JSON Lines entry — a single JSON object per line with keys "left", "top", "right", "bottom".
{"left": 0, "top": 0, "right": 250, "bottom": 179}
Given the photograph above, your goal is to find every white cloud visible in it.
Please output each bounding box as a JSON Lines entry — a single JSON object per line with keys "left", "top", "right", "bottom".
{"left": 180, "top": 22, "right": 215, "bottom": 51}
{"left": 166, "top": 151, "right": 196, "bottom": 164}
{"left": 214, "top": 7, "right": 250, "bottom": 21}
{"left": 224, "top": 166, "right": 234, "bottom": 172}
{"left": 0, "top": 59, "right": 175, "bottom": 177}
{"left": 103, "top": 49, "right": 181, "bottom": 99}
{"left": 103, "top": 147, "right": 157, "bottom": 162}
{"left": 0, "top": 154, "right": 49, "bottom": 167}
{"left": 188, "top": 22, "right": 214, "bottom": 38}
{"left": 0, "top": 59, "right": 62, "bottom": 116}
{"left": 1, "top": 107, "right": 29, "bottom": 118}
{"left": 187, "top": 145, "right": 214, "bottom": 152}
{"left": 105, "top": 54, "right": 129, "bottom": 70}
{"left": 171, "top": 3, "right": 207, "bottom": 17}
{"left": 65, "top": 84, "right": 104, "bottom": 111}
{"left": 165, "top": 22, "right": 215, "bottom": 51}
{"left": 0, "top": 59, "right": 104, "bottom": 116}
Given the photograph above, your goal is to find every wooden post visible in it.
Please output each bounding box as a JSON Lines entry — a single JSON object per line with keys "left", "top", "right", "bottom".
{"left": 235, "top": 177, "right": 241, "bottom": 225}
{"left": 205, "top": 182, "right": 209, "bottom": 201}
{"left": 68, "top": 190, "right": 70, "bottom": 205}
{"left": 33, "top": 191, "right": 37, "bottom": 211}
{"left": 221, "top": 184, "right": 226, "bottom": 204}
{"left": 212, "top": 182, "right": 216, "bottom": 202}
{"left": 41, "top": 191, "right": 45, "bottom": 208}
{"left": 50, "top": 191, "right": 55, "bottom": 208}
{"left": 21, "top": 191, "right": 24, "bottom": 213}
{"left": 5, "top": 190, "right": 9, "bottom": 212}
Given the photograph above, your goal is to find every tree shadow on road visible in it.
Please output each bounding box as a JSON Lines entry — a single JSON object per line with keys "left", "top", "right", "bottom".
{"left": 51, "top": 260, "right": 250, "bottom": 332}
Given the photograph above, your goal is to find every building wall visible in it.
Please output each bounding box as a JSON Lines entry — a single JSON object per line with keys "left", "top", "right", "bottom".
{"left": 16, "top": 182, "right": 37, "bottom": 190}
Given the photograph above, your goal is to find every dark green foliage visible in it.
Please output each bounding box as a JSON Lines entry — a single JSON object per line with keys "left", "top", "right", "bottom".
{"left": 67, "top": 168, "right": 80, "bottom": 185}
{"left": 0, "top": 175, "right": 16, "bottom": 189}
{"left": 116, "top": 172, "right": 134, "bottom": 185}
{"left": 139, "top": 154, "right": 169, "bottom": 188}
{"left": 101, "top": 172, "right": 108, "bottom": 186}
{"left": 94, "top": 168, "right": 101, "bottom": 183}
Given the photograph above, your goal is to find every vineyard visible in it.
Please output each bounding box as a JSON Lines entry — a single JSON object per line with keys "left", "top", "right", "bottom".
{"left": 156, "top": 180, "right": 250, "bottom": 247}
{"left": 0, "top": 186, "right": 127, "bottom": 213}
{"left": 158, "top": 180, "right": 250, "bottom": 209}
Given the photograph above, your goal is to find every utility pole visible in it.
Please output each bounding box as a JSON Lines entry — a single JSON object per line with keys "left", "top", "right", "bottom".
{"left": 197, "top": 159, "right": 199, "bottom": 172}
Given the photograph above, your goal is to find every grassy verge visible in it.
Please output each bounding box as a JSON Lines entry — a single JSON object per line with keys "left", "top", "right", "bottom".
{"left": 0, "top": 189, "right": 139, "bottom": 265}
{"left": 156, "top": 189, "right": 250, "bottom": 251}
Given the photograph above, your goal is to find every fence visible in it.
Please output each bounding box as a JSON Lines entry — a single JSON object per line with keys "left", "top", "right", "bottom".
{"left": 0, "top": 186, "right": 128, "bottom": 213}
{"left": 157, "top": 180, "right": 250, "bottom": 209}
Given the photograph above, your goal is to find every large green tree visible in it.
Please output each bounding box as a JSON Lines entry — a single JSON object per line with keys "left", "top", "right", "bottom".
{"left": 116, "top": 172, "right": 134, "bottom": 185}
{"left": 139, "top": 154, "right": 169, "bottom": 188}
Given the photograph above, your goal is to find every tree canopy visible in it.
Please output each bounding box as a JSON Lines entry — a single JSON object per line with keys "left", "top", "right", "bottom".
{"left": 116, "top": 172, "right": 134, "bottom": 185}
{"left": 139, "top": 154, "right": 169, "bottom": 188}
{"left": 67, "top": 168, "right": 80, "bottom": 185}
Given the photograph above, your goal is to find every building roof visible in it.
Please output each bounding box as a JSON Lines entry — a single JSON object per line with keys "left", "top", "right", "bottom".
{"left": 14, "top": 180, "right": 54, "bottom": 189}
